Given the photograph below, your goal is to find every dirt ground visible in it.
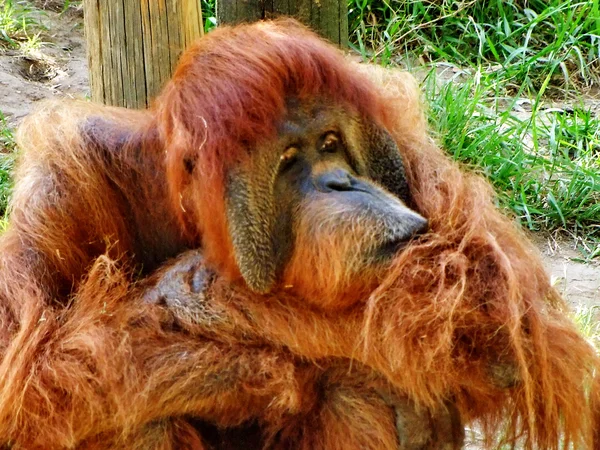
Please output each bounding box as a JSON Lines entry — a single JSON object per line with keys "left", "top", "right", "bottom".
{"left": 0, "top": 9, "right": 88, "bottom": 125}
{"left": 535, "top": 234, "right": 599, "bottom": 307}
{"left": 0, "top": 8, "right": 598, "bottom": 308}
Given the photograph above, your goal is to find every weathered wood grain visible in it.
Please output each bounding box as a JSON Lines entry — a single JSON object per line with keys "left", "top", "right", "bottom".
{"left": 217, "top": 0, "right": 348, "bottom": 46}
{"left": 83, "top": 0, "right": 204, "bottom": 108}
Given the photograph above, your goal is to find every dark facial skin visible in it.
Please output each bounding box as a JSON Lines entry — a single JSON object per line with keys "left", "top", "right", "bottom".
{"left": 226, "top": 100, "right": 428, "bottom": 294}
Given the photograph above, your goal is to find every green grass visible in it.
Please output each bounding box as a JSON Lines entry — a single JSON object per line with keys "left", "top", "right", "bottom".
{"left": 0, "top": 0, "right": 44, "bottom": 49}
{"left": 349, "top": 0, "right": 600, "bottom": 93}
{"left": 0, "top": 113, "right": 15, "bottom": 219}
{"left": 425, "top": 73, "right": 600, "bottom": 258}
{"left": 572, "top": 305, "right": 600, "bottom": 347}
{"left": 201, "top": 0, "right": 217, "bottom": 33}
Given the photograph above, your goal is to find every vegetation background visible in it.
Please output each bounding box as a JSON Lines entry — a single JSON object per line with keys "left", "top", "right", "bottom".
{"left": 0, "top": 0, "right": 598, "bottom": 337}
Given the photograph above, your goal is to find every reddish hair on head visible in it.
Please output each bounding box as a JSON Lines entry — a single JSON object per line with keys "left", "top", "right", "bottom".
{"left": 154, "top": 19, "right": 390, "bottom": 271}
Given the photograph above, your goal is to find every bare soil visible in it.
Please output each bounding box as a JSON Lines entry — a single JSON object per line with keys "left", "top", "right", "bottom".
{"left": 0, "top": 6, "right": 597, "bottom": 308}
{"left": 535, "top": 234, "right": 599, "bottom": 308}
{"left": 0, "top": 8, "right": 88, "bottom": 126}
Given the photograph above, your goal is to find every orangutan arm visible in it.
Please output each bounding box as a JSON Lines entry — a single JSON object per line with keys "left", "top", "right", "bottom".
{"left": 0, "top": 254, "right": 320, "bottom": 449}
{"left": 1, "top": 252, "right": 450, "bottom": 450}
{"left": 141, "top": 249, "right": 465, "bottom": 450}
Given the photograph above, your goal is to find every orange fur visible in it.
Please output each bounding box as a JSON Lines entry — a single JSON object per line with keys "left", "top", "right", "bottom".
{"left": 0, "top": 18, "right": 597, "bottom": 449}
{"left": 0, "top": 19, "right": 408, "bottom": 449}
{"left": 173, "top": 67, "right": 600, "bottom": 448}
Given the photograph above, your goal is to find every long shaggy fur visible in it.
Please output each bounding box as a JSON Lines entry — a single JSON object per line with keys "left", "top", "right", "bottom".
{"left": 0, "top": 17, "right": 597, "bottom": 449}
{"left": 366, "top": 66, "right": 600, "bottom": 448}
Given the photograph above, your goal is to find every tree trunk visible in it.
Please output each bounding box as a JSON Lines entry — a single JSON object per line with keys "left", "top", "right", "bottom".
{"left": 217, "top": 0, "right": 348, "bottom": 47}
{"left": 83, "top": 0, "right": 203, "bottom": 108}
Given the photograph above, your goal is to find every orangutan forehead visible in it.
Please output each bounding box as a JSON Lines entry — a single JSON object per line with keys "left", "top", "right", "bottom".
{"left": 278, "top": 99, "right": 361, "bottom": 137}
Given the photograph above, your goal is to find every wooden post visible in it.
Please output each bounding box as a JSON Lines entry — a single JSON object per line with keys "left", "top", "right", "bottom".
{"left": 217, "top": 0, "right": 348, "bottom": 47}
{"left": 83, "top": 0, "right": 203, "bottom": 109}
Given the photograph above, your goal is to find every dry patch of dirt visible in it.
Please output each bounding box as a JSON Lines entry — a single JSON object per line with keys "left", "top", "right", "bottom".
{"left": 0, "top": 8, "right": 88, "bottom": 126}
{"left": 14, "top": 50, "right": 62, "bottom": 82}
{"left": 31, "top": 0, "right": 83, "bottom": 15}
{"left": 534, "top": 234, "right": 600, "bottom": 308}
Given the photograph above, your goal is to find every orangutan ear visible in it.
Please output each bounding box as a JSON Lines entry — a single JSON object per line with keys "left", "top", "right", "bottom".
{"left": 225, "top": 172, "right": 279, "bottom": 294}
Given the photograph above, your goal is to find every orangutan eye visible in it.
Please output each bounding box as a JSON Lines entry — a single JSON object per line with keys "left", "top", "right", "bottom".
{"left": 319, "top": 132, "right": 340, "bottom": 153}
{"left": 279, "top": 146, "right": 299, "bottom": 173}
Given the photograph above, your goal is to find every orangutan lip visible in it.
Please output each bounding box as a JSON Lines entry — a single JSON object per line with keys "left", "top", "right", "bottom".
{"left": 375, "top": 238, "right": 407, "bottom": 259}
